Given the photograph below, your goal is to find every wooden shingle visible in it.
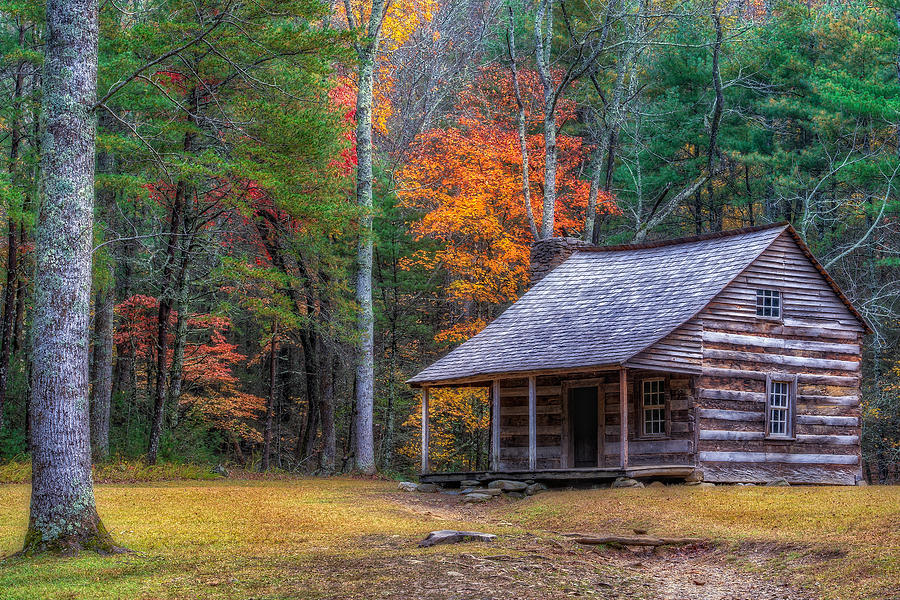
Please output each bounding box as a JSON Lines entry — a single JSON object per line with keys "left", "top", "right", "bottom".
{"left": 410, "top": 225, "right": 794, "bottom": 386}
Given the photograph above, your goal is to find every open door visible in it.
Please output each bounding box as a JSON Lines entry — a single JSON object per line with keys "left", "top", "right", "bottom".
{"left": 569, "top": 386, "right": 599, "bottom": 468}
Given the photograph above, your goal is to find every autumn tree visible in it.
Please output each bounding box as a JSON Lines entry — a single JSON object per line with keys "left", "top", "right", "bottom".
{"left": 401, "top": 65, "right": 617, "bottom": 339}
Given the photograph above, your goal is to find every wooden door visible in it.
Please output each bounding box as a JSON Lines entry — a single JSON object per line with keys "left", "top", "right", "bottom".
{"left": 570, "top": 386, "right": 599, "bottom": 468}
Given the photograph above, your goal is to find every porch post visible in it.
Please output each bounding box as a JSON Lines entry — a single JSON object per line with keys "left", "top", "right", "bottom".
{"left": 528, "top": 375, "right": 537, "bottom": 470}
{"left": 619, "top": 367, "right": 628, "bottom": 469}
{"left": 491, "top": 379, "right": 501, "bottom": 471}
{"left": 421, "top": 387, "right": 430, "bottom": 473}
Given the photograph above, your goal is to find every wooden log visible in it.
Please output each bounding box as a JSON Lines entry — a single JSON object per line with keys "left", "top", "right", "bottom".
{"left": 699, "top": 389, "right": 766, "bottom": 403}
{"left": 795, "top": 434, "right": 859, "bottom": 445}
{"left": 702, "top": 348, "right": 860, "bottom": 372}
{"left": 418, "top": 530, "right": 497, "bottom": 548}
{"left": 797, "top": 394, "right": 858, "bottom": 406}
{"left": 698, "top": 408, "right": 763, "bottom": 422}
{"left": 796, "top": 415, "right": 858, "bottom": 426}
{"left": 702, "top": 462, "right": 858, "bottom": 485}
{"left": 701, "top": 330, "right": 860, "bottom": 354}
{"left": 698, "top": 450, "right": 859, "bottom": 465}
{"left": 702, "top": 368, "right": 857, "bottom": 387}
{"left": 700, "top": 430, "right": 765, "bottom": 441}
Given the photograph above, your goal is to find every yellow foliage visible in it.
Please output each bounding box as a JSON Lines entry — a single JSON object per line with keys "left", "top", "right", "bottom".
{"left": 400, "top": 387, "right": 490, "bottom": 471}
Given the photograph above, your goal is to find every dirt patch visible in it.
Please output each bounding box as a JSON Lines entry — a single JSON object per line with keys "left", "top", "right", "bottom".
{"left": 387, "top": 490, "right": 817, "bottom": 600}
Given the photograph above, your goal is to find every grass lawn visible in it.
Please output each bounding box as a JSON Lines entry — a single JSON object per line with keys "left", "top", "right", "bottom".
{"left": 0, "top": 479, "right": 897, "bottom": 599}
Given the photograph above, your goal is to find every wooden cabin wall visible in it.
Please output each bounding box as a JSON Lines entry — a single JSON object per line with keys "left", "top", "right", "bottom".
{"left": 627, "top": 321, "right": 703, "bottom": 374}
{"left": 497, "top": 370, "right": 698, "bottom": 470}
{"left": 696, "top": 231, "right": 864, "bottom": 485}
{"left": 497, "top": 375, "right": 565, "bottom": 470}
{"left": 601, "top": 370, "right": 695, "bottom": 466}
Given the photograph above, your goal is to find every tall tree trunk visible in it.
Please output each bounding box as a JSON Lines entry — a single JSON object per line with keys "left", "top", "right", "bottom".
{"left": 165, "top": 299, "right": 187, "bottom": 427}
{"left": 262, "top": 322, "right": 277, "bottom": 471}
{"left": 535, "top": 0, "right": 557, "bottom": 239}
{"left": 506, "top": 6, "right": 538, "bottom": 241}
{"left": 301, "top": 331, "right": 321, "bottom": 464}
{"left": 0, "top": 25, "right": 26, "bottom": 431}
{"left": 147, "top": 107, "right": 194, "bottom": 464}
{"left": 24, "top": 0, "right": 118, "bottom": 553}
{"left": 319, "top": 344, "right": 336, "bottom": 472}
{"left": 90, "top": 287, "right": 113, "bottom": 461}
{"left": 347, "top": 0, "right": 387, "bottom": 475}
{"left": 147, "top": 189, "right": 184, "bottom": 465}
{"left": 89, "top": 112, "right": 117, "bottom": 461}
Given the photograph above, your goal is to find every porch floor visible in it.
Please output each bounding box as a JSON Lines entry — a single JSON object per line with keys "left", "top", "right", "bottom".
{"left": 419, "top": 464, "right": 697, "bottom": 486}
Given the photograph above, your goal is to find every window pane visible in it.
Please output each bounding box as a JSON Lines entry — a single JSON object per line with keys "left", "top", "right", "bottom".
{"left": 642, "top": 380, "right": 665, "bottom": 435}
{"left": 768, "top": 380, "right": 790, "bottom": 436}
{"left": 757, "top": 289, "right": 781, "bottom": 318}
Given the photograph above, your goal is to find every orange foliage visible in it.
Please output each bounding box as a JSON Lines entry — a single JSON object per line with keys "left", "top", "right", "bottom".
{"left": 399, "top": 65, "right": 618, "bottom": 327}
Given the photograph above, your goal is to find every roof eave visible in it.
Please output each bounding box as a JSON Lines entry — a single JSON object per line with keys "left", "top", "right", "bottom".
{"left": 407, "top": 362, "right": 625, "bottom": 388}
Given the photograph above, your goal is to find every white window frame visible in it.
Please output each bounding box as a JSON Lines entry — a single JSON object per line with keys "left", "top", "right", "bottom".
{"left": 765, "top": 374, "right": 797, "bottom": 439}
{"left": 756, "top": 288, "right": 781, "bottom": 319}
{"left": 640, "top": 378, "right": 668, "bottom": 438}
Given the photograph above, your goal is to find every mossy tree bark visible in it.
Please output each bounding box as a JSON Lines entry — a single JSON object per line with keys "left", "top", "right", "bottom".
{"left": 345, "top": 0, "right": 387, "bottom": 476}
{"left": 24, "top": 0, "right": 119, "bottom": 554}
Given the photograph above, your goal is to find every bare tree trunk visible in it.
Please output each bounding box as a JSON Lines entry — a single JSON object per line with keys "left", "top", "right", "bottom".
{"left": 346, "top": 0, "right": 387, "bottom": 475}
{"left": 90, "top": 287, "right": 113, "bottom": 460}
{"left": 24, "top": 0, "right": 119, "bottom": 554}
{"left": 147, "top": 192, "right": 183, "bottom": 465}
{"left": 0, "top": 25, "right": 26, "bottom": 431}
{"left": 147, "top": 86, "right": 197, "bottom": 465}
{"left": 319, "top": 345, "right": 336, "bottom": 473}
{"left": 506, "top": 6, "right": 538, "bottom": 241}
{"left": 89, "top": 112, "right": 117, "bottom": 461}
{"left": 535, "top": 0, "right": 557, "bottom": 239}
{"left": 262, "top": 321, "right": 277, "bottom": 471}
{"left": 301, "top": 332, "right": 321, "bottom": 464}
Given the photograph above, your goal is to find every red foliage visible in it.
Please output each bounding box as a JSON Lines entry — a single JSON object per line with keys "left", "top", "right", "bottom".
{"left": 328, "top": 81, "right": 358, "bottom": 176}
{"left": 114, "top": 295, "right": 265, "bottom": 439}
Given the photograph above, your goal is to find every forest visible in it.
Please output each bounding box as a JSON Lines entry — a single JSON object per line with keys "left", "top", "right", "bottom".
{"left": 1, "top": 0, "right": 900, "bottom": 492}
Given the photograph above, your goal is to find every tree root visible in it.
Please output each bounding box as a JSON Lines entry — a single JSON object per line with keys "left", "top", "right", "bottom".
{"left": 17, "top": 518, "right": 127, "bottom": 557}
{"left": 563, "top": 532, "right": 703, "bottom": 547}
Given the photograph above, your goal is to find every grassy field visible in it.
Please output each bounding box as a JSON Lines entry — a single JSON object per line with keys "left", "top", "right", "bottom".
{"left": 0, "top": 479, "right": 897, "bottom": 599}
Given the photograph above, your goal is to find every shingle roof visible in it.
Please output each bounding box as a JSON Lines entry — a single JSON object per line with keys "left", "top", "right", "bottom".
{"left": 409, "top": 224, "right": 795, "bottom": 386}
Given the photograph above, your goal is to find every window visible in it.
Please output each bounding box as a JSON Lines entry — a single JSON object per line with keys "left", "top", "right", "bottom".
{"left": 756, "top": 289, "right": 781, "bottom": 318}
{"left": 766, "top": 375, "right": 796, "bottom": 438}
{"left": 641, "top": 379, "right": 667, "bottom": 437}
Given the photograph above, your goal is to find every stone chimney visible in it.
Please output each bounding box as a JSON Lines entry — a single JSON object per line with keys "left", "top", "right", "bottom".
{"left": 529, "top": 237, "right": 596, "bottom": 286}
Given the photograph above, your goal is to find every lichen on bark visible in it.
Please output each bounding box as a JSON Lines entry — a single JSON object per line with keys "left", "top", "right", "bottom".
{"left": 22, "top": 0, "right": 121, "bottom": 556}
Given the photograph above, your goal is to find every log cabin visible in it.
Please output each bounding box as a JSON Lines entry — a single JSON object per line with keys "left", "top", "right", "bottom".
{"left": 408, "top": 223, "right": 870, "bottom": 486}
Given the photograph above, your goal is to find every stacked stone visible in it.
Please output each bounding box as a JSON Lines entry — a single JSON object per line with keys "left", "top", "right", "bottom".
{"left": 528, "top": 237, "right": 596, "bottom": 286}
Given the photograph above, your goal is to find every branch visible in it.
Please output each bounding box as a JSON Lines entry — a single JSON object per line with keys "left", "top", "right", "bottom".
{"left": 93, "top": 6, "right": 232, "bottom": 109}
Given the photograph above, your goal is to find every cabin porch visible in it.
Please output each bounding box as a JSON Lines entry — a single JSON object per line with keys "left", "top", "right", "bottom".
{"left": 416, "top": 366, "right": 698, "bottom": 482}
{"left": 419, "top": 464, "right": 697, "bottom": 486}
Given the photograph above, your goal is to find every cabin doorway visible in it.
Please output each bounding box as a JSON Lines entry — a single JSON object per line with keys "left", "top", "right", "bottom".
{"left": 569, "top": 386, "right": 599, "bottom": 468}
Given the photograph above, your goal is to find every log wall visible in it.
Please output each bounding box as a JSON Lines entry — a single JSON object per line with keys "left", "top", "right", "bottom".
{"left": 694, "top": 231, "right": 864, "bottom": 484}
{"left": 496, "top": 369, "right": 697, "bottom": 470}
{"left": 601, "top": 370, "right": 696, "bottom": 467}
